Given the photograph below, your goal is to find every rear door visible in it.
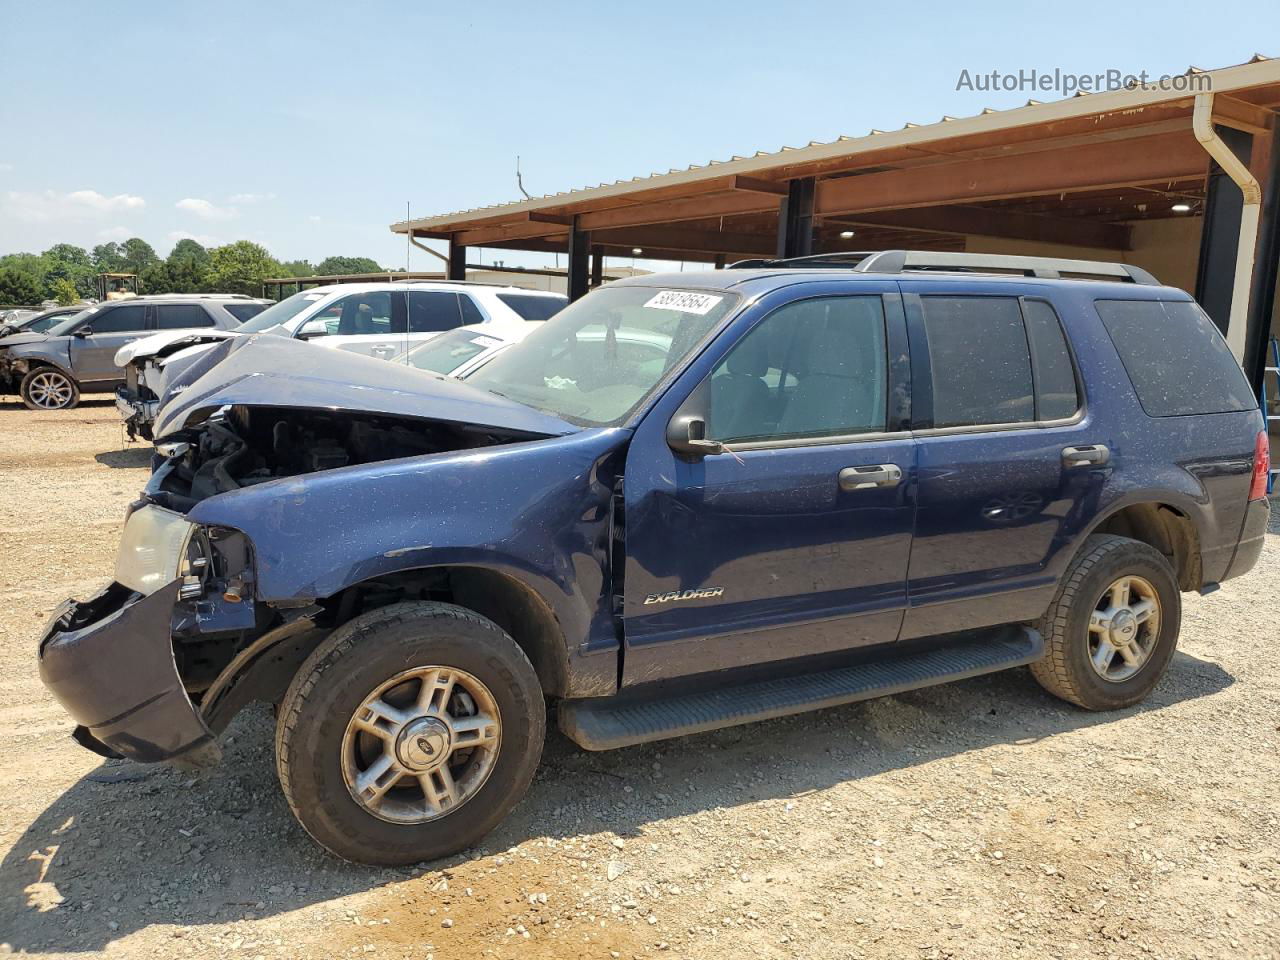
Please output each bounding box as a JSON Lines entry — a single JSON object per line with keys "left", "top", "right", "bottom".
{"left": 899, "top": 283, "right": 1097, "bottom": 639}
{"left": 621, "top": 283, "right": 917, "bottom": 685}
{"left": 68, "top": 302, "right": 150, "bottom": 382}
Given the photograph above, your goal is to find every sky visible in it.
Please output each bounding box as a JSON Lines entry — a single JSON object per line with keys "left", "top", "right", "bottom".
{"left": 2, "top": 0, "right": 1278, "bottom": 274}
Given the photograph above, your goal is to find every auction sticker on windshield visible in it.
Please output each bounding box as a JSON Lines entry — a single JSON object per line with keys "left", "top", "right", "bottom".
{"left": 643, "top": 290, "right": 724, "bottom": 315}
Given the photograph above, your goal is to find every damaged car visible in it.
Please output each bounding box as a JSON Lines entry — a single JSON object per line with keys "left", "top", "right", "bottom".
{"left": 113, "top": 281, "right": 566, "bottom": 438}
{"left": 38, "top": 252, "right": 1269, "bottom": 866}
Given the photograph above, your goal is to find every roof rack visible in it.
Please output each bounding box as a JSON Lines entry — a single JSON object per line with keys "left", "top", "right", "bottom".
{"left": 728, "top": 249, "right": 1160, "bottom": 285}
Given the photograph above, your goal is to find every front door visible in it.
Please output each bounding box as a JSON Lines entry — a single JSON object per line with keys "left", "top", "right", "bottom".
{"left": 68, "top": 302, "right": 150, "bottom": 383}
{"left": 621, "top": 287, "right": 917, "bottom": 686}
{"left": 301, "top": 290, "right": 408, "bottom": 360}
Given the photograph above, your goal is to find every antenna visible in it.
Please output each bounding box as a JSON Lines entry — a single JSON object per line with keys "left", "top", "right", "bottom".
{"left": 516, "top": 156, "right": 531, "bottom": 200}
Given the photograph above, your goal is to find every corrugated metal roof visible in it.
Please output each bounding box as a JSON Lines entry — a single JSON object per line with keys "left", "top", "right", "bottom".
{"left": 393, "top": 54, "right": 1277, "bottom": 233}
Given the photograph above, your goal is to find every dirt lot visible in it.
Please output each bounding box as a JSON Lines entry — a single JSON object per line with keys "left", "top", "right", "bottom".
{"left": 0, "top": 399, "right": 1277, "bottom": 960}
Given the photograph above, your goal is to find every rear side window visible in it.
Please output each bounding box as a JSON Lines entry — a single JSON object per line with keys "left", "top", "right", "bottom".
{"left": 155, "top": 304, "right": 214, "bottom": 330}
{"left": 1096, "top": 300, "right": 1255, "bottom": 417}
{"left": 920, "top": 297, "right": 1033, "bottom": 427}
{"left": 88, "top": 304, "right": 148, "bottom": 333}
{"left": 224, "top": 303, "right": 266, "bottom": 323}
{"left": 408, "top": 291, "right": 464, "bottom": 332}
{"left": 497, "top": 294, "right": 565, "bottom": 322}
{"left": 458, "top": 295, "right": 486, "bottom": 325}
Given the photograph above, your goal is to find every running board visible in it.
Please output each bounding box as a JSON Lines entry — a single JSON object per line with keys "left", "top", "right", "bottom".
{"left": 558, "top": 626, "right": 1043, "bottom": 751}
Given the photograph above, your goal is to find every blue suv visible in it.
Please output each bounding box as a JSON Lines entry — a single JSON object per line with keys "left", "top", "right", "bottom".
{"left": 38, "top": 251, "right": 1270, "bottom": 865}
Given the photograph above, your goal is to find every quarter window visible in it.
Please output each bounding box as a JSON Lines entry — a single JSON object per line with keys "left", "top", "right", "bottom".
{"left": 707, "top": 296, "right": 888, "bottom": 443}
{"left": 1095, "top": 299, "right": 1255, "bottom": 417}
{"left": 921, "top": 297, "right": 1033, "bottom": 428}
{"left": 1023, "top": 300, "right": 1080, "bottom": 420}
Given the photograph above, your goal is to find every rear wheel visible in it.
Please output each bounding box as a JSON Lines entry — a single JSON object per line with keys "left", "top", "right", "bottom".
{"left": 275, "top": 602, "right": 545, "bottom": 865}
{"left": 1031, "top": 534, "right": 1181, "bottom": 710}
{"left": 20, "top": 368, "right": 79, "bottom": 410}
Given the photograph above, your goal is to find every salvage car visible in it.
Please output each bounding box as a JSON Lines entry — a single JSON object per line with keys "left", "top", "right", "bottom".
{"left": 113, "top": 282, "right": 566, "bottom": 437}
{"left": 38, "top": 251, "right": 1268, "bottom": 866}
{"left": 0, "top": 294, "right": 267, "bottom": 410}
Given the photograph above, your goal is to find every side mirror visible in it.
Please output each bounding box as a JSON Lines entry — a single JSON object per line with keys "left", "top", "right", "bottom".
{"left": 73, "top": 326, "right": 92, "bottom": 337}
{"left": 666, "top": 414, "right": 723, "bottom": 458}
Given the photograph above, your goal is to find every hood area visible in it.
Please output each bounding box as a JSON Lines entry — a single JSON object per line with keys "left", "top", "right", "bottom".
{"left": 153, "top": 333, "right": 575, "bottom": 440}
{"left": 115, "top": 329, "right": 239, "bottom": 367}
{"left": 0, "top": 331, "right": 50, "bottom": 349}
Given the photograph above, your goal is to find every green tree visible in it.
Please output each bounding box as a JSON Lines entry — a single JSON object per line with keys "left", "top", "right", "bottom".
{"left": 119, "top": 237, "right": 160, "bottom": 274}
{"left": 0, "top": 265, "right": 44, "bottom": 305}
{"left": 315, "top": 255, "right": 383, "bottom": 276}
{"left": 278, "top": 259, "right": 315, "bottom": 278}
{"left": 42, "top": 243, "right": 94, "bottom": 299}
{"left": 91, "top": 242, "right": 125, "bottom": 272}
{"left": 165, "top": 238, "right": 211, "bottom": 292}
{"left": 206, "top": 241, "right": 281, "bottom": 296}
{"left": 50, "top": 277, "right": 80, "bottom": 305}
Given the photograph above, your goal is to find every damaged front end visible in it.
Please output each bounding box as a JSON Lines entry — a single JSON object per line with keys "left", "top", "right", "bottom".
{"left": 41, "top": 335, "right": 576, "bottom": 767}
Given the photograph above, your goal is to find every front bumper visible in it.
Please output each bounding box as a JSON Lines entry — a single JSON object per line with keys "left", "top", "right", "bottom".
{"left": 114, "top": 385, "right": 157, "bottom": 438}
{"left": 38, "top": 581, "right": 221, "bottom": 767}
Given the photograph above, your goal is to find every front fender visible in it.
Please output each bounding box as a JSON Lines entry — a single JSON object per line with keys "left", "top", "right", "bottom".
{"left": 187, "top": 427, "right": 631, "bottom": 653}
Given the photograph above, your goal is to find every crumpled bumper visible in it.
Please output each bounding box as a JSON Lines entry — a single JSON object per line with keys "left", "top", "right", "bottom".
{"left": 114, "top": 385, "right": 157, "bottom": 438}
{"left": 38, "top": 581, "right": 221, "bottom": 767}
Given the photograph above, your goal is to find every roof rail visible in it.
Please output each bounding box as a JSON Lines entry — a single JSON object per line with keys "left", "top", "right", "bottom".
{"left": 728, "top": 249, "right": 1160, "bottom": 285}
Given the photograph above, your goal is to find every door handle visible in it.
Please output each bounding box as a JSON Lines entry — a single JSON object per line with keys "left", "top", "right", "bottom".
{"left": 838, "top": 464, "right": 902, "bottom": 491}
{"left": 1062, "top": 444, "right": 1110, "bottom": 468}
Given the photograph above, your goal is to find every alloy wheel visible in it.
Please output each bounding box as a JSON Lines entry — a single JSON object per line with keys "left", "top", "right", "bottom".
{"left": 1087, "top": 575, "right": 1161, "bottom": 682}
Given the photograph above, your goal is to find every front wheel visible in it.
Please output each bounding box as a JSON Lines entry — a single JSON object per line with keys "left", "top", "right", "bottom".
{"left": 275, "top": 602, "right": 545, "bottom": 865}
{"left": 20, "top": 368, "right": 80, "bottom": 410}
{"left": 1031, "top": 534, "right": 1181, "bottom": 710}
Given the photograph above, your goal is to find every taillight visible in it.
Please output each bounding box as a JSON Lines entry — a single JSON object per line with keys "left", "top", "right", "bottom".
{"left": 1249, "top": 430, "right": 1270, "bottom": 501}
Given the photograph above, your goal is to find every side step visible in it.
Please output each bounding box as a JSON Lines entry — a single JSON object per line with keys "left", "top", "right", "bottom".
{"left": 558, "top": 626, "right": 1042, "bottom": 751}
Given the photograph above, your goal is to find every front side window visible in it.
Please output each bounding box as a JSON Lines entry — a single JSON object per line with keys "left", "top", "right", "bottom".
{"left": 155, "top": 304, "right": 214, "bottom": 330}
{"left": 333, "top": 291, "right": 401, "bottom": 335}
{"left": 922, "top": 297, "right": 1033, "bottom": 428}
{"left": 1096, "top": 299, "right": 1255, "bottom": 417}
{"left": 467, "top": 285, "right": 738, "bottom": 426}
{"left": 88, "top": 304, "right": 148, "bottom": 334}
{"left": 707, "top": 296, "right": 887, "bottom": 443}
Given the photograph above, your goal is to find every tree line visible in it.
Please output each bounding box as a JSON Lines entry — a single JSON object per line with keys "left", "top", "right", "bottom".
{"left": 0, "top": 238, "right": 394, "bottom": 305}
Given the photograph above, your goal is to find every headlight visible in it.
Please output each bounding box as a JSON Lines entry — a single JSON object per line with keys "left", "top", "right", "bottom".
{"left": 114, "top": 505, "right": 197, "bottom": 595}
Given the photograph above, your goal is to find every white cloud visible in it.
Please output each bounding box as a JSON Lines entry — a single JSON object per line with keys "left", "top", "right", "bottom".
{"left": 307, "top": 215, "right": 322, "bottom": 223}
{"left": 2, "top": 189, "right": 145, "bottom": 223}
{"left": 176, "top": 197, "right": 237, "bottom": 221}
{"left": 97, "top": 226, "right": 133, "bottom": 241}
{"left": 228, "top": 192, "right": 275, "bottom": 204}
{"left": 0, "top": 163, "right": 13, "bottom": 174}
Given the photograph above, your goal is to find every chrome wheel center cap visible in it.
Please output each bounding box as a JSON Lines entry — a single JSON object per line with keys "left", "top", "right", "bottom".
{"left": 395, "top": 717, "right": 451, "bottom": 772}
{"left": 1109, "top": 608, "right": 1138, "bottom": 646}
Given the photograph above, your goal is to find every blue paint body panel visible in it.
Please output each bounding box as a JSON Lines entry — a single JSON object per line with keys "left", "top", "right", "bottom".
{"left": 140, "top": 270, "right": 1271, "bottom": 698}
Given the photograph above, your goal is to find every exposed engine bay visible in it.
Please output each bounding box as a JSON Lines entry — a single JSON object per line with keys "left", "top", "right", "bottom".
{"left": 150, "top": 405, "right": 548, "bottom": 509}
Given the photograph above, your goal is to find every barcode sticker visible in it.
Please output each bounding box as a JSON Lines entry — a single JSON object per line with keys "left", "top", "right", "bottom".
{"left": 643, "top": 290, "right": 724, "bottom": 315}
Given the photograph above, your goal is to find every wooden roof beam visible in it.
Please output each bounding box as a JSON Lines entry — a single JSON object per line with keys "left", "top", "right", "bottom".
{"left": 827, "top": 205, "right": 1133, "bottom": 251}
{"left": 816, "top": 131, "right": 1208, "bottom": 216}
{"left": 1212, "top": 95, "right": 1276, "bottom": 136}
{"left": 591, "top": 225, "right": 775, "bottom": 256}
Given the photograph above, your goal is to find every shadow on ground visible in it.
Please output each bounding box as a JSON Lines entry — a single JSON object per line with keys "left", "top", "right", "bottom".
{"left": 93, "top": 447, "right": 152, "bottom": 469}
{"left": 0, "top": 650, "right": 1233, "bottom": 952}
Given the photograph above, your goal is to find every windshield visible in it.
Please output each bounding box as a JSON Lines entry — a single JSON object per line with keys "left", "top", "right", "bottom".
{"left": 236, "top": 290, "right": 331, "bottom": 333}
{"left": 466, "top": 285, "right": 738, "bottom": 426}
{"left": 47, "top": 306, "right": 99, "bottom": 336}
{"left": 405, "top": 327, "right": 504, "bottom": 375}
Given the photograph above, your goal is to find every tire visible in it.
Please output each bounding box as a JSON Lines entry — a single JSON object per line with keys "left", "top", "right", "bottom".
{"left": 1031, "top": 534, "right": 1181, "bottom": 710}
{"left": 275, "top": 601, "right": 545, "bottom": 866}
{"left": 20, "top": 367, "right": 80, "bottom": 410}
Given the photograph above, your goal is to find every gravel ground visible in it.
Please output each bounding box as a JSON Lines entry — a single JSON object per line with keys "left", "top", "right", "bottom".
{"left": 1, "top": 399, "right": 1277, "bottom": 960}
